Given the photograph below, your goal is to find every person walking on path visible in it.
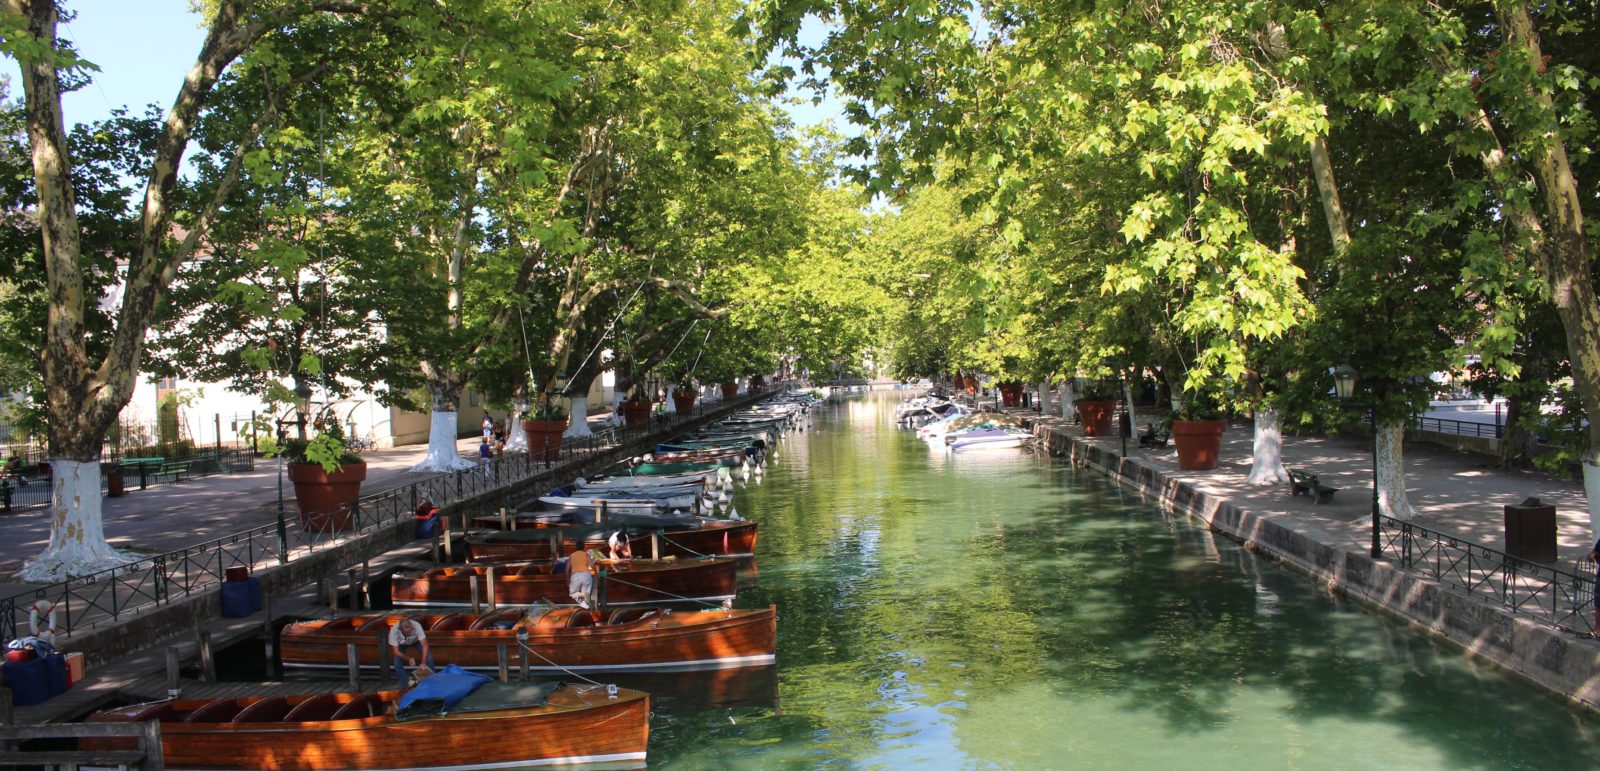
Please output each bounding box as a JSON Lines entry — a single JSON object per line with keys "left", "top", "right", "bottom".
{"left": 482, "top": 412, "right": 494, "bottom": 443}
{"left": 388, "top": 618, "right": 434, "bottom": 685}
{"left": 478, "top": 439, "right": 493, "bottom": 478}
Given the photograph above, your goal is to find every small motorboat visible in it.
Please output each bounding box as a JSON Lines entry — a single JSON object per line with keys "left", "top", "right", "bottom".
{"left": 390, "top": 557, "right": 741, "bottom": 608}
{"left": 85, "top": 677, "right": 649, "bottom": 769}
{"left": 467, "top": 515, "right": 758, "bottom": 560}
{"left": 280, "top": 605, "right": 777, "bottom": 673}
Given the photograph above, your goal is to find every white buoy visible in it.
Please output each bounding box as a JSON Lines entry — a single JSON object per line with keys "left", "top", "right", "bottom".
{"left": 728, "top": 505, "right": 740, "bottom": 520}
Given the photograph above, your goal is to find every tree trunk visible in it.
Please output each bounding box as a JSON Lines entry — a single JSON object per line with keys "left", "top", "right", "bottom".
{"left": 1060, "top": 380, "right": 1076, "bottom": 420}
{"left": 1498, "top": 397, "right": 1539, "bottom": 469}
{"left": 566, "top": 396, "right": 593, "bottom": 438}
{"left": 503, "top": 401, "right": 530, "bottom": 453}
{"left": 1037, "top": 381, "right": 1052, "bottom": 415}
{"left": 19, "top": 461, "right": 132, "bottom": 582}
{"left": 1246, "top": 407, "right": 1289, "bottom": 484}
{"left": 410, "top": 383, "right": 475, "bottom": 473}
{"left": 1375, "top": 419, "right": 1418, "bottom": 520}
{"left": 1121, "top": 377, "right": 1138, "bottom": 440}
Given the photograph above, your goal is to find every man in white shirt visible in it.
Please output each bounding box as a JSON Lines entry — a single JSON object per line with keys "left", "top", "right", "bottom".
{"left": 388, "top": 618, "right": 434, "bottom": 685}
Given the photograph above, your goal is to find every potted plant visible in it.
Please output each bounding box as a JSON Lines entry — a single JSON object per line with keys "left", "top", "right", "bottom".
{"left": 618, "top": 390, "right": 653, "bottom": 426}
{"left": 671, "top": 384, "right": 698, "bottom": 413}
{"left": 1171, "top": 392, "right": 1228, "bottom": 470}
{"left": 520, "top": 402, "right": 569, "bottom": 462}
{"left": 1075, "top": 383, "right": 1118, "bottom": 436}
{"left": 278, "top": 423, "right": 366, "bottom": 533}
{"left": 999, "top": 381, "right": 1024, "bottom": 407}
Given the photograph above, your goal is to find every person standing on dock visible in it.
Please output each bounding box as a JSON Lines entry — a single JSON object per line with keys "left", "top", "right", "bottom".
{"left": 388, "top": 619, "right": 434, "bottom": 686}
{"left": 1586, "top": 539, "right": 1600, "bottom": 639}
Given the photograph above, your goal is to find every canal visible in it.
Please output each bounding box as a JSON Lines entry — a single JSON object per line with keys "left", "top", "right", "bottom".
{"left": 645, "top": 392, "right": 1600, "bottom": 768}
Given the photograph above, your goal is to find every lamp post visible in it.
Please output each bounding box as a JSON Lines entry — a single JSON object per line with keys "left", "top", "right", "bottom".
{"left": 1332, "top": 365, "right": 1382, "bottom": 558}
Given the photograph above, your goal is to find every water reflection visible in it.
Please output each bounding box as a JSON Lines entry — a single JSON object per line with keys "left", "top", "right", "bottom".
{"left": 647, "top": 393, "right": 1599, "bottom": 769}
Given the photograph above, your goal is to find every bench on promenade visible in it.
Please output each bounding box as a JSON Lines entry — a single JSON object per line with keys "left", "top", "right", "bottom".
{"left": 1288, "top": 469, "right": 1338, "bottom": 503}
{"left": 154, "top": 460, "right": 192, "bottom": 483}
{"left": 1138, "top": 427, "right": 1170, "bottom": 449}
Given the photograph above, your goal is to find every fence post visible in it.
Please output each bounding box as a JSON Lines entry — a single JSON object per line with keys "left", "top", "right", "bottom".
{"left": 143, "top": 716, "right": 165, "bottom": 768}
{"left": 347, "top": 643, "right": 361, "bottom": 691}
{"left": 198, "top": 630, "right": 215, "bottom": 682}
{"left": 165, "top": 647, "right": 181, "bottom": 699}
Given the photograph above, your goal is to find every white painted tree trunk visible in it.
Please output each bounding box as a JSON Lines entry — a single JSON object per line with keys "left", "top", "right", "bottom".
{"left": 665, "top": 394, "right": 678, "bottom": 414}
{"left": 503, "top": 402, "right": 529, "bottom": 453}
{"left": 20, "top": 460, "right": 132, "bottom": 581}
{"left": 1246, "top": 407, "right": 1290, "bottom": 484}
{"left": 1037, "top": 381, "right": 1052, "bottom": 415}
{"left": 606, "top": 393, "right": 626, "bottom": 426}
{"left": 1375, "top": 420, "right": 1418, "bottom": 520}
{"left": 1583, "top": 462, "right": 1600, "bottom": 543}
{"left": 566, "top": 397, "right": 594, "bottom": 438}
{"left": 1060, "top": 381, "right": 1076, "bottom": 420}
{"left": 411, "top": 411, "right": 476, "bottom": 472}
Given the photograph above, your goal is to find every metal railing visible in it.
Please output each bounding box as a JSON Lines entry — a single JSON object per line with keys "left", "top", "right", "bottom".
{"left": 1408, "top": 415, "right": 1503, "bottom": 439}
{"left": 1376, "top": 515, "right": 1596, "bottom": 634}
{"left": 0, "top": 388, "right": 787, "bottom": 642}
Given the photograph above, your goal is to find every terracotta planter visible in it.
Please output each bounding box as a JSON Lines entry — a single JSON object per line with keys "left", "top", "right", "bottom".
{"left": 520, "top": 419, "right": 568, "bottom": 462}
{"left": 620, "top": 400, "right": 652, "bottom": 426}
{"left": 720, "top": 382, "right": 739, "bottom": 399}
{"left": 1172, "top": 419, "right": 1228, "bottom": 470}
{"left": 999, "top": 383, "right": 1023, "bottom": 407}
{"left": 1076, "top": 400, "right": 1117, "bottom": 436}
{"left": 287, "top": 461, "right": 367, "bottom": 533}
{"left": 952, "top": 376, "right": 965, "bottom": 391}
{"left": 672, "top": 391, "right": 697, "bottom": 413}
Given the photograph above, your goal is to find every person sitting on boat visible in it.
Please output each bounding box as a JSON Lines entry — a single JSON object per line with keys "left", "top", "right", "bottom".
{"left": 388, "top": 619, "right": 434, "bottom": 686}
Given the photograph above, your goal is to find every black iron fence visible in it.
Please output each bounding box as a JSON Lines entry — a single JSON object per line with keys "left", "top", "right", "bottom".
{"left": 0, "top": 386, "right": 792, "bottom": 641}
{"left": 1376, "top": 515, "right": 1596, "bottom": 634}
{"left": 1, "top": 447, "right": 258, "bottom": 514}
{"left": 1408, "top": 415, "right": 1504, "bottom": 439}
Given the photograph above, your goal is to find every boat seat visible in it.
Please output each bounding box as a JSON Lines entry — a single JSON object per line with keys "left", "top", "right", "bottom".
{"left": 319, "top": 616, "right": 364, "bottom": 632}
{"left": 469, "top": 609, "right": 523, "bottom": 630}
{"left": 607, "top": 609, "right": 657, "bottom": 626}
{"left": 232, "top": 696, "right": 293, "bottom": 723}
{"left": 567, "top": 611, "right": 599, "bottom": 629}
{"left": 330, "top": 692, "right": 384, "bottom": 721}
{"left": 283, "top": 694, "right": 342, "bottom": 722}
{"left": 430, "top": 614, "right": 470, "bottom": 632}
{"left": 515, "top": 563, "right": 557, "bottom": 577}
{"left": 356, "top": 616, "right": 398, "bottom": 633}
{"left": 183, "top": 699, "right": 246, "bottom": 723}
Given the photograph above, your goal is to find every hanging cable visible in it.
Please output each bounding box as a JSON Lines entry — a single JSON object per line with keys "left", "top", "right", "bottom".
{"left": 563, "top": 280, "right": 648, "bottom": 395}
{"left": 687, "top": 327, "right": 714, "bottom": 379}
{"left": 659, "top": 318, "right": 700, "bottom": 372}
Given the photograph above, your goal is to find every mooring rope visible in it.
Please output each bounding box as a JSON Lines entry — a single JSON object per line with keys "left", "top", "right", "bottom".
{"left": 601, "top": 571, "right": 726, "bottom": 611}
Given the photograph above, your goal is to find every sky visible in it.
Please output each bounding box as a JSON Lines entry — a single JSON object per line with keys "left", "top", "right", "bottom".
{"left": 3, "top": 1, "right": 848, "bottom": 133}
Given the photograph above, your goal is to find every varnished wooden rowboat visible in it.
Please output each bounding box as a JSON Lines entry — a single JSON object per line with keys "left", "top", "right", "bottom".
{"left": 647, "top": 447, "right": 749, "bottom": 466}
{"left": 466, "top": 518, "right": 758, "bottom": 561}
{"left": 281, "top": 606, "right": 777, "bottom": 673}
{"left": 85, "top": 681, "right": 648, "bottom": 769}
{"left": 389, "top": 557, "right": 740, "bottom": 608}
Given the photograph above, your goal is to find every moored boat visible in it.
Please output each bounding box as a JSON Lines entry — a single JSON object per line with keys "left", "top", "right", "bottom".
{"left": 280, "top": 605, "right": 777, "bottom": 673}
{"left": 390, "top": 557, "right": 741, "bottom": 608}
{"left": 85, "top": 679, "right": 649, "bottom": 769}
{"left": 466, "top": 517, "right": 758, "bottom": 560}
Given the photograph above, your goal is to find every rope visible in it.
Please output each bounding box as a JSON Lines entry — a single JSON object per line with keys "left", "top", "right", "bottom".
{"left": 601, "top": 571, "right": 726, "bottom": 611}
{"left": 516, "top": 634, "right": 606, "bottom": 686}
{"left": 660, "top": 319, "right": 700, "bottom": 374}
{"left": 564, "top": 280, "right": 648, "bottom": 395}
{"left": 655, "top": 531, "right": 714, "bottom": 560}
{"left": 687, "top": 327, "right": 713, "bottom": 379}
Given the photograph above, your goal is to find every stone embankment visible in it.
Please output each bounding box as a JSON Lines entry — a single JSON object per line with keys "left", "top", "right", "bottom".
{"left": 1020, "top": 410, "right": 1600, "bottom": 715}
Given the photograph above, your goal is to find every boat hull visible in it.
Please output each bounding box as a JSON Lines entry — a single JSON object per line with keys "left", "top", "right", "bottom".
{"left": 86, "top": 686, "right": 649, "bottom": 770}
{"left": 467, "top": 520, "right": 758, "bottom": 561}
{"left": 390, "top": 558, "right": 740, "bottom": 608}
{"left": 281, "top": 606, "right": 777, "bottom": 673}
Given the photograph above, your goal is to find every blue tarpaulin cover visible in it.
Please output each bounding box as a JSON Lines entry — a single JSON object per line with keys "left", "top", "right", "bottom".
{"left": 396, "top": 663, "right": 491, "bottom": 714}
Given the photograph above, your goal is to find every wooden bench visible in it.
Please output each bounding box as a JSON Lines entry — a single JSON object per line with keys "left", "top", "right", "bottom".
{"left": 154, "top": 460, "right": 192, "bottom": 483}
{"left": 1288, "top": 469, "right": 1338, "bottom": 503}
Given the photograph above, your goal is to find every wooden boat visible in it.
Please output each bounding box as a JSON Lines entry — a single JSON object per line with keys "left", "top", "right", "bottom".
{"left": 390, "top": 557, "right": 741, "bottom": 608}
{"left": 624, "top": 460, "right": 724, "bottom": 476}
{"left": 467, "top": 517, "right": 759, "bottom": 560}
{"left": 280, "top": 606, "right": 777, "bottom": 673}
{"left": 578, "top": 468, "right": 725, "bottom": 490}
{"left": 84, "top": 680, "right": 649, "bottom": 769}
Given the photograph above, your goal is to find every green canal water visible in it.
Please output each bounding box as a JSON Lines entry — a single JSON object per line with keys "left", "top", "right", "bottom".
{"left": 643, "top": 392, "right": 1600, "bottom": 769}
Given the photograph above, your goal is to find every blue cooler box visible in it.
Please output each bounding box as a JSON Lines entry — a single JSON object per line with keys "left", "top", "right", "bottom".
{"left": 2, "top": 657, "right": 50, "bottom": 705}
{"left": 221, "top": 576, "right": 262, "bottom": 617}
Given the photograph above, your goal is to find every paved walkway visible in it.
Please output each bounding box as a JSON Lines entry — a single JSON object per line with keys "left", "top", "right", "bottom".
{"left": 1016, "top": 404, "right": 1596, "bottom": 570}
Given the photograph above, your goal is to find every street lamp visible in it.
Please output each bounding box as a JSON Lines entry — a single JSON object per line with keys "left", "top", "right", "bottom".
{"left": 1331, "top": 365, "right": 1382, "bottom": 558}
